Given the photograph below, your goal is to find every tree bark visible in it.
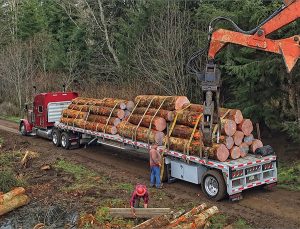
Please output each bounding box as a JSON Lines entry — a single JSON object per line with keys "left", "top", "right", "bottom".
{"left": 171, "top": 125, "right": 202, "bottom": 140}
{"left": 250, "top": 139, "right": 263, "bottom": 153}
{"left": 135, "top": 95, "right": 190, "bottom": 110}
{"left": 204, "top": 144, "right": 229, "bottom": 162}
{"left": 86, "top": 114, "right": 121, "bottom": 126}
{"left": 230, "top": 146, "right": 241, "bottom": 159}
{"left": 68, "top": 104, "right": 125, "bottom": 119}
{"left": 62, "top": 109, "right": 87, "bottom": 119}
{"left": 163, "top": 137, "right": 202, "bottom": 153}
{"left": 133, "top": 107, "right": 175, "bottom": 121}
{"left": 182, "top": 103, "right": 203, "bottom": 113}
{"left": 117, "top": 121, "right": 165, "bottom": 145}
{"left": 127, "top": 114, "right": 167, "bottom": 131}
{"left": 175, "top": 110, "right": 202, "bottom": 127}
{"left": 233, "top": 131, "right": 244, "bottom": 146}
{"left": 237, "top": 119, "right": 253, "bottom": 136}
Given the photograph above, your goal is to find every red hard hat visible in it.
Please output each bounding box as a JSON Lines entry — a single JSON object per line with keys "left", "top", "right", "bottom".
{"left": 136, "top": 186, "right": 146, "bottom": 196}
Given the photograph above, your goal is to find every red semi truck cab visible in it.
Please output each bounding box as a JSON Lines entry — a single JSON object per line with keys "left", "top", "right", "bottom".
{"left": 20, "top": 92, "right": 78, "bottom": 139}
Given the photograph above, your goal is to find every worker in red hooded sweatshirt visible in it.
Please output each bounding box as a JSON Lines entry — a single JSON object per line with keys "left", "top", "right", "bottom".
{"left": 130, "top": 184, "right": 149, "bottom": 217}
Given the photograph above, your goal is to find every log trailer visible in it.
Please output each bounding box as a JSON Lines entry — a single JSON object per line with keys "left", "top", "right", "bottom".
{"left": 19, "top": 0, "right": 300, "bottom": 201}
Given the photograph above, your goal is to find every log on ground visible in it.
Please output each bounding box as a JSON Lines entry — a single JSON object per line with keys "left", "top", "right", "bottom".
{"left": 0, "top": 194, "right": 30, "bottom": 216}
{"left": 109, "top": 208, "right": 171, "bottom": 219}
{"left": 117, "top": 121, "right": 165, "bottom": 145}
{"left": 127, "top": 114, "right": 167, "bottom": 131}
{"left": 133, "top": 107, "right": 174, "bottom": 121}
{"left": 135, "top": 95, "right": 190, "bottom": 110}
{"left": 0, "top": 187, "right": 25, "bottom": 204}
{"left": 237, "top": 119, "right": 253, "bottom": 136}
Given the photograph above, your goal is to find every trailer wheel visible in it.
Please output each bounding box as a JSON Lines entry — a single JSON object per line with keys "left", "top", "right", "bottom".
{"left": 202, "top": 170, "right": 226, "bottom": 201}
{"left": 61, "top": 132, "right": 71, "bottom": 149}
{"left": 19, "top": 122, "right": 27, "bottom": 136}
{"left": 52, "top": 129, "right": 61, "bottom": 147}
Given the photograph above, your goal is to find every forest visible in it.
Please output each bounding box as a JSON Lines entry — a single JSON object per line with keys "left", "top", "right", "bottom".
{"left": 0, "top": 0, "right": 299, "bottom": 142}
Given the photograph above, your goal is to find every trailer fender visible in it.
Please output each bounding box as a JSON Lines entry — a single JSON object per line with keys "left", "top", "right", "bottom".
{"left": 19, "top": 119, "right": 33, "bottom": 134}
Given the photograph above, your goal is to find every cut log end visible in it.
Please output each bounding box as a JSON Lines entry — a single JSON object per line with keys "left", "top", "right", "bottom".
{"left": 234, "top": 110, "right": 244, "bottom": 124}
{"left": 175, "top": 97, "right": 190, "bottom": 110}
{"left": 233, "top": 131, "right": 245, "bottom": 146}
{"left": 222, "top": 119, "right": 237, "bottom": 137}
{"left": 244, "top": 134, "right": 254, "bottom": 146}
{"left": 154, "top": 132, "right": 165, "bottom": 146}
{"left": 250, "top": 139, "right": 263, "bottom": 153}
{"left": 230, "top": 146, "right": 241, "bottom": 159}
{"left": 238, "top": 119, "right": 253, "bottom": 136}
{"left": 117, "top": 110, "right": 125, "bottom": 119}
{"left": 215, "top": 144, "right": 229, "bottom": 162}
{"left": 240, "top": 142, "right": 249, "bottom": 157}
{"left": 219, "top": 136, "right": 234, "bottom": 150}
{"left": 126, "top": 101, "right": 135, "bottom": 111}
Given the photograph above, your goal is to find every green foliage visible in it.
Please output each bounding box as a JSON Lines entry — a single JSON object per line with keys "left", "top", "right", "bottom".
{"left": 117, "top": 183, "right": 134, "bottom": 193}
{"left": 0, "top": 169, "right": 24, "bottom": 193}
{"left": 0, "top": 115, "right": 20, "bottom": 123}
{"left": 209, "top": 214, "right": 227, "bottom": 229}
{"left": 281, "top": 122, "right": 300, "bottom": 143}
{"left": 278, "top": 162, "right": 300, "bottom": 191}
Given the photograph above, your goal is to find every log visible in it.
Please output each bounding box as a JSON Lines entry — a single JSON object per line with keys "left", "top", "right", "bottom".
{"left": 72, "top": 97, "right": 100, "bottom": 105}
{"left": 220, "top": 119, "right": 237, "bottom": 137}
{"left": 93, "top": 98, "right": 134, "bottom": 110}
{"left": 133, "top": 107, "right": 175, "bottom": 121}
{"left": 109, "top": 208, "right": 171, "bottom": 219}
{"left": 233, "top": 131, "right": 244, "bottom": 146}
{"left": 60, "top": 118, "right": 117, "bottom": 134}
{"left": 135, "top": 95, "right": 190, "bottom": 110}
{"left": 0, "top": 187, "right": 25, "bottom": 204}
{"left": 171, "top": 125, "right": 202, "bottom": 140}
{"left": 230, "top": 146, "right": 241, "bottom": 159}
{"left": 68, "top": 104, "right": 125, "bottom": 119}
{"left": 163, "top": 137, "right": 203, "bottom": 154}
{"left": 133, "top": 214, "right": 171, "bottom": 229}
{"left": 237, "top": 119, "right": 253, "bottom": 136}
{"left": 182, "top": 103, "right": 203, "bottom": 113}
{"left": 168, "top": 203, "right": 207, "bottom": 227}
{"left": 0, "top": 194, "right": 30, "bottom": 216}
{"left": 180, "top": 206, "right": 219, "bottom": 229}
{"left": 175, "top": 110, "right": 202, "bottom": 127}
{"left": 239, "top": 142, "right": 249, "bottom": 157}
{"left": 244, "top": 134, "right": 254, "bottom": 146}
{"left": 250, "top": 139, "right": 263, "bottom": 153}
{"left": 127, "top": 114, "right": 167, "bottom": 131}
{"left": 117, "top": 121, "right": 165, "bottom": 145}
{"left": 204, "top": 144, "right": 229, "bottom": 162}
{"left": 219, "top": 136, "right": 234, "bottom": 149}
{"left": 219, "top": 108, "right": 243, "bottom": 124}
{"left": 62, "top": 109, "right": 87, "bottom": 119}
{"left": 86, "top": 114, "right": 121, "bottom": 126}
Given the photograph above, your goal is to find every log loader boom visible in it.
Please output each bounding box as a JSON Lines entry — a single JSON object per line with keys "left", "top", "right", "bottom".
{"left": 189, "top": 0, "right": 300, "bottom": 146}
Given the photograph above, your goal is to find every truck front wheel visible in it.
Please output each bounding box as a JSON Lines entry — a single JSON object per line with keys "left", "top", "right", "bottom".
{"left": 202, "top": 170, "right": 226, "bottom": 201}
{"left": 52, "top": 129, "right": 61, "bottom": 147}
{"left": 61, "top": 132, "right": 71, "bottom": 149}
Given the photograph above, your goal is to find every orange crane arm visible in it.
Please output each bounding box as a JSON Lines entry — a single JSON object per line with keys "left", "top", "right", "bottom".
{"left": 208, "top": 0, "right": 300, "bottom": 72}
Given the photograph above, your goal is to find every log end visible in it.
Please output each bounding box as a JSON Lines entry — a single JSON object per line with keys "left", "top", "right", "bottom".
{"left": 154, "top": 117, "right": 167, "bottom": 132}
{"left": 250, "top": 139, "right": 263, "bottom": 153}
{"left": 230, "top": 146, "right": 241, "bottom": 160}
{"left": 175, "top": 97, "right": 190, "bottom": 110}
{"left": 243, "top": 134, "right": 254, "bottom": 146}
{"left": 238, "top": 119, "right": 253, "bottom": 136}
{"left": 155, "top": 132, "right": 165, "bottom": 146}
{"left": 126, "top": 101, "right": 135, "bottom": 111}
{"left": 117, "top": 110, "right": 125, "bottom": 119}
{"left": 239, "top": 142, "right": 249, "bottom": 157}
{"left": 233, "top": 131, "right": 245, "bottom": 146}
{"left": 224, "top": 136, "right": 234, "bottom": 150}
{"left": 234, "top": 110, "right": 244, "bottom": 124}
{"left": 223, "top": 119, "right": 237, "bottom": 137}
{"left": 215, "top": 144, "right": 229, "bottom": 162}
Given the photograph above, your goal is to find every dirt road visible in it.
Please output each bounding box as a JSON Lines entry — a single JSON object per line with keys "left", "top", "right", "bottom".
{"left": 0, "top": 119, "right": 300, "bottom": 228}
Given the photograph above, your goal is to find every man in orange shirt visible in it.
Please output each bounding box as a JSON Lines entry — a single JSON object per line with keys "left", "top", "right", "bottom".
{"left": 149, "top": 144, "right": 163, "bottom": 188}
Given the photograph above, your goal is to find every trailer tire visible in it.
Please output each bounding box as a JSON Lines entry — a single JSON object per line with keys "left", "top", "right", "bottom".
{"left": 202, "top": 170, "right": 226, "bottom": 201}
{"left": 52, "top": 129, "right": 61, "bottom": 147}
{"left": 19, "top": 122, "right": 27, "bottom": 136}
{"left": 61, "top": 132, "right": 71, "bottom": 149}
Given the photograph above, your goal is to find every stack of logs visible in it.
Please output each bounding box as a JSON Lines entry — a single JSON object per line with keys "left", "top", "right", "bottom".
{"left": 0, "top": 187, "right": 30, "bottom": 216}
{"left": 134, "top": 203, "right": 219, "bottom": 229}
{"left": 60, "top": 97, "right": 135, "bottom": 135}
{"left": 117, "top": 95, "right": 190, "bottom": 145}
{"left": 59, "top": 95, "right": 264, "bottom": 162}
{"left": 164, "top": 103, "right": 263, "bottom": 162}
